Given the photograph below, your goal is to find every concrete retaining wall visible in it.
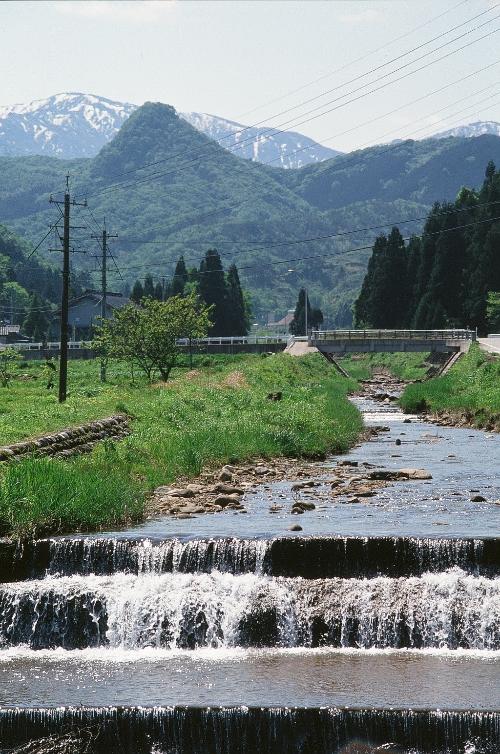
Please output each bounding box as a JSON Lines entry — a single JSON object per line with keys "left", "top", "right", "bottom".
{"left": 0, "top": 415, "right": 130, "bottom": 462}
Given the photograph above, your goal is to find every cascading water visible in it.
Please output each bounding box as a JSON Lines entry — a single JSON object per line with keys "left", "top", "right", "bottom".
{"left": 0, "top": 568, "right": 498, "bottom": 651}
{"left": 0, "top": 394, "right": 498, "bottom": 753}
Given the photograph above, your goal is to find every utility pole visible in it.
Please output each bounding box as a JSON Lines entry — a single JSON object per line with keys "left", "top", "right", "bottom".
{"left": 92, "top": 220, "right": 117, "bottom": 382}
{"left": 50, "top": 176, "right": 86, "bottom": 403}
{"left": 304, "top": 288, "right": 308, "bottom": 337}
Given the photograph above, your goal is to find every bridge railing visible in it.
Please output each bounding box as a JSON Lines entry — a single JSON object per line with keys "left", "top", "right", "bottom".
{"left": 311, "top": 329, "right": 476, "bottom": 341}
{"left": 2, "top": 335, "right": 289, "bottom": 352}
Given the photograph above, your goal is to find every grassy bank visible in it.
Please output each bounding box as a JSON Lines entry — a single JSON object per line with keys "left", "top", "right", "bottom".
{"left": 0, "top": 353, "right": 362, "bottom": 538}
{"left": 400, "top": 344, "right": 500, "bottom": 428}
{"left": 339, "top": 353, "right": 428, "bottom": 382}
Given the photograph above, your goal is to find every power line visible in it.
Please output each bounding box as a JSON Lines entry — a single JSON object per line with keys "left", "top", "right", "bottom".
{"left": 237, "top": 0, "right": 471, "bottom": 119}
{"left": 10, "top": 205, "right": 500, "bottom": 314}
{"left": 86, "top": 206, "right": 500, "bottom": 279}
{"left": 102, "top": 197, "right": 500, "bottom": 273}
{"left": 99, "top": 70, "right": 500, "bottom": 252}
{"left": 78, "top": 8, "right": 500, "bottom": 200}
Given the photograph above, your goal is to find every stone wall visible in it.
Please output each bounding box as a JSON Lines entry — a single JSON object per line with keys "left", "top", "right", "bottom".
{"left": 0, "top": 415, "right": 129, "bottom": 461}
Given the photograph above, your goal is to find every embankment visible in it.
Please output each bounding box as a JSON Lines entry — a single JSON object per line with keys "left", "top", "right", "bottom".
{"left": 0, "top": 354, "right": 363, "bottom": 538}
{"left": 400, "top": 344, "right": 500, "bottom": 431}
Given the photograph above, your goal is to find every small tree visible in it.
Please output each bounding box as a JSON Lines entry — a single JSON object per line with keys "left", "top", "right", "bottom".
{"left": 171, "top": 256, "right": 189, "bottom": 297}
{"left": 143, "top": 274, "right": 155, "bottom": 299}
{"left": 130, "top": 280, "right": 144, "bottom": 303}
{"left": 93, "top": 293, "right": 212, "bottom": 382}
{"left": 0, "top": 347, "right": 20, "bottom": 387}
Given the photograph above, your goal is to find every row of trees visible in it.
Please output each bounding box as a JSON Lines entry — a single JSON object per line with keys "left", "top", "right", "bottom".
{"left": 129, "top": 250, "right": 250, "bottom": 336}
{"left": 354, "top": 162, "right": 500, "bottom": 333}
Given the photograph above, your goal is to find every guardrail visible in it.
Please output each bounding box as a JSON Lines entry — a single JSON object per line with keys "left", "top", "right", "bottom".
{"left": 311, "top": 329, "right": 476, "bottom": 341}
{"left": 2, "top": 335, "right": 289, "bottom": 352}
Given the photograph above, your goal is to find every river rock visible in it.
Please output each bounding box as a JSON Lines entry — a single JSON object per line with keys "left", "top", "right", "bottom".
{"left": 338, "top": 460, "right": 358, "bottom": 467}
{"left": 219, "top": 468, "right": 234, "bottom": 482}
{"left": 398, "top": 468, "right": 433, "bottom": 480}
{"left": 292, "top": 501, "right": 316, "bottom": 511}
{"left": 214, "top": 494, "right": 241, "bottom": 507}
{"left": 369, "top": 468, "right": 432, "bottom": 481}
{"left": 168, "top": 488, "right": 196, "bottom": 498}
{"left": 291, "top": 480, "right": 320, "bottom": 490}
{"left": 214, "top": 483, "right": 244, "bottom": 495}
{"left": 288, "top": 524, "right": 303, "bottom": 531}
{"left": 471, "top": 495, "right": 487, "bottom": 502}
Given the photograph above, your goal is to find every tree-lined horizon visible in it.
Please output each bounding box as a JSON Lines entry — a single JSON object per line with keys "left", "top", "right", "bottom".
{"left": 130, "top": 250, "right": 250, "bottom": 336}
{"left": 354, "top": 162, "right": 500, "bottom": 334}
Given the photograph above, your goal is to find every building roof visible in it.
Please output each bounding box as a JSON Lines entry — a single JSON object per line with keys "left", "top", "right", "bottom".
{"left": 0, "top": 324, "right": 21, "bottom": 336}
{"left": 268, "top": 311, "right": 295, "bottom": 327}
{"left": 68, "top": 290, "right": 130, "bottom": 310}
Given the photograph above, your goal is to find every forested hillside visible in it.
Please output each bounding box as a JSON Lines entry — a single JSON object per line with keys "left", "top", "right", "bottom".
{"left": 354, "top": 161, "right": 500, "bottom": 334}
{"left": 1, "top": 101, "right": 500, "bottom": 324}
{"left": 0, "top": 224, "right": 88, "bottom": 333}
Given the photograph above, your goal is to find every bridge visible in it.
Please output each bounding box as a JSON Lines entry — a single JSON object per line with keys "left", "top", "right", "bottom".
{"left": 309, "top": 329, "right": 476, "bottom": 375}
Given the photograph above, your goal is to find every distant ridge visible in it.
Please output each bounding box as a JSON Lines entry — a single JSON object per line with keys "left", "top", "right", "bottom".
{"left": 0, "top": 92, "right": 339, "bottom": 168}
{"left": 429, "top": 120, "right": 500, "bottom": 140}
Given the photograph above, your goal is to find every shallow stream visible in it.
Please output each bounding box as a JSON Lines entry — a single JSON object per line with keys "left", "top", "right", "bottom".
{"left": 0, "top": 395, "right": 498, "bottom": 753}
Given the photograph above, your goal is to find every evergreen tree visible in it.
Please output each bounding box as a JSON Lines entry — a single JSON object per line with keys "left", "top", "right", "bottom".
{"left": 143, "top": 274, "right": 155, "bottom": 299}
{"left": 154, "top": 281, "right": 164, "bottom": 301}
{"left": 163, "top": 280, "right": 173, "bottom": 300}
{"left": 225, "top": 264, "right": 248, "bottom": 335}
{"left": 354, "top": 229, "right": 408, "bottom": 328}
{"left": 289, "top": 288, "right": 312, "bottom": 335}
{"left": 171, "top": 256, "right": 189, "bottom": 297}
{"left": 130, "top": 280, "right": 144, "bottom": 303}
{"left": 355, "top": 162, "right": 500, "bottom": 335}
{"left": 22, "top": 293, "right": 50, "bottom": 340}
{"left": 198, "top": 249, "right": 228, "bottom": 335}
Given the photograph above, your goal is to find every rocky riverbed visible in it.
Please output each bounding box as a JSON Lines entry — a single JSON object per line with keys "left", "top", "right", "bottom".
{"left": 149, "top": 374, "right": 434, "bottom": 526}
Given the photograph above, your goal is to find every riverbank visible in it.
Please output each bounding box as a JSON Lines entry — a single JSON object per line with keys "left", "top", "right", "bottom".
{"left": 400, "top": 344, "right": 500, "bottom": 431}
{"left": 0, "top": 354, "right": 363, "bottom": 539}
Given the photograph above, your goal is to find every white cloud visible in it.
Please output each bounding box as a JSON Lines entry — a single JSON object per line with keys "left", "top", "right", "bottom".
{"left": 339, "top": 8, "right": 380, "bottom": 24}
{"left": 53, "top": 0, "right": 176, "bottom": 23}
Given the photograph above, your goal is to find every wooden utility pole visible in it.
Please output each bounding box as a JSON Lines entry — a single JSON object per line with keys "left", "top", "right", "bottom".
{"left": 92, "top": 221, "right": 117, "bottom": 382}
{"left": 50, "top": 176, "right": 87, "bottom": 403}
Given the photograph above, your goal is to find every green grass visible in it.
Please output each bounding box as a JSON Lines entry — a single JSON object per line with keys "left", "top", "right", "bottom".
{"left": 339, "top": 353, "right": 429, "bottom": 382}
{"left": 0, "top": 353, "right": 363, "bottom": 538}
{"left": 400, "top": 344, "right": 500, "bottom": 427}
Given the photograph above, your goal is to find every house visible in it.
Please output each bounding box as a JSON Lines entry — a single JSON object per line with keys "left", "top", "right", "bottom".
{"left": 0, "top": 324, "right": 22, "bottom": 344}
{"left": 67, "top": 290, "right": 130, "bottom": 339}
{"left": 267, "top": 310, "right": 295, "bottom": 335}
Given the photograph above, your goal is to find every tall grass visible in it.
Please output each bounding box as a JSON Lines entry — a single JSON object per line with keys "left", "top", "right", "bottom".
{"left": 0, "top": 354, "right": 363, "bottom": 538}
{"left": 339, "top": 353, "right": 428, "bottom": 382}
{"left": 400, "top": 344, "right": 500, "bottom": 425}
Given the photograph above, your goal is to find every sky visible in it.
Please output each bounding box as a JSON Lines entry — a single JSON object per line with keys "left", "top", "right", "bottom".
{"left": 1, "top": 0, "right": 500, "bottom": 151}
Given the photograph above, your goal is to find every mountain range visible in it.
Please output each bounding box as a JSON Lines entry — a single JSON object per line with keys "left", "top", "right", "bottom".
{"left": 0, "top": 93, "right": 339, "bottom": 169}
{"left": 1, "top": 101, "right": 500, "bottom": 324}
{"left": 1, "top": 92, "right": 499, "bottom": 170}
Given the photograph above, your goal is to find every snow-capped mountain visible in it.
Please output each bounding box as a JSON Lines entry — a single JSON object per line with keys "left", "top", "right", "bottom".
{"left": 429, "top": 120, "right": 500, "bottom": 141}
{"left": 0, "top": 92, "right": 339, "bottom": 168}
{"left": 180, "top": 111, "right": 339, "bottom": 168}
{"left": 0, "top": 93, "right": 136, "bottom": 158}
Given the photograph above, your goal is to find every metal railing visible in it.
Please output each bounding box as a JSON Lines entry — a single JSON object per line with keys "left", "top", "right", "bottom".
{"left": 311, "top": 329, "right": 476, "bottom": 341}
{"left": 2, "top": 335, "right": 289, "bottom": 352}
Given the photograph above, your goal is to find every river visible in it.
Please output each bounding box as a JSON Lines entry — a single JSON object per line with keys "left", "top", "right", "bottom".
{"left": 0, "top": 393, "right": 498, "bottom": 752}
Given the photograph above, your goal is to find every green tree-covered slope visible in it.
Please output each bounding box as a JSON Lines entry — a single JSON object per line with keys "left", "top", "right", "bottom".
{"left": 1, "top": 102, "right": 500, "bottom": 324}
